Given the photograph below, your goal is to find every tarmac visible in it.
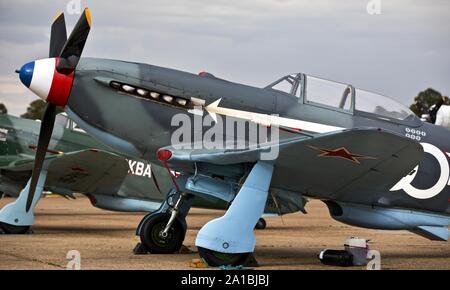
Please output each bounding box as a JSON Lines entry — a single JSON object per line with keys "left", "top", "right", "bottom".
{"left": 0, "top": 196, "right": 449, "bottom": 269}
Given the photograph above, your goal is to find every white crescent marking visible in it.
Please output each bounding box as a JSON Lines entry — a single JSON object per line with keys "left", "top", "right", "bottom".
{"left": 391, "top": 143, "right": 449, "bottom": 199}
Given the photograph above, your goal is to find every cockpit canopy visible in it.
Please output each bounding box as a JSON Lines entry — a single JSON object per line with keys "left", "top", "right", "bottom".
{"left": 266, "top": 73, "right": 414, "bottom": 121}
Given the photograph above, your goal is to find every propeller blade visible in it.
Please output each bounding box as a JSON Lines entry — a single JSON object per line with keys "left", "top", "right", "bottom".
{"left": 49, "top": 12, "right": 67, "bottom": 58}
{"left": 25, "top": 103, "right": 57, "bottom": 212}
{"left": 57, "top": 7, "right": 91, "bottom": 74}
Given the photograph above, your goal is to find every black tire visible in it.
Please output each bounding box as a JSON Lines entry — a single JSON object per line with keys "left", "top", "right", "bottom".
{"left": 254, "top": 218, "right": 267, "bottom": 230}
{"left": 0, "top": 222, "right": 30, "bottom": 234}
{"left": 139, "top": 213, "right": 185, "bottom": 254}
{"left": 198, "top": 247, "right": 250, "bottom": 267}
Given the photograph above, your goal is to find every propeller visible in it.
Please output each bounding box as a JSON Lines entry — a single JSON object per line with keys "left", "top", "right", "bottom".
{"left": 49, "top": 12, "right": 67, "bottom": 58}
{"left": 22, "top": 8, "right": 91, "bottom": 212}
{"left": 25, "top": 104, "right": 56, "bottom": 211}
{"left": 57, "top": 8, "right": 91, "bottom": 74}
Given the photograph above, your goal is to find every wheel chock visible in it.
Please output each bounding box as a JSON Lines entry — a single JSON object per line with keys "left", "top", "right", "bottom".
{"left": 132, "top": 242, "right": 148, "bottom": 255}
{"left": 190, "top": 258, "right": 208, "bottom": 268}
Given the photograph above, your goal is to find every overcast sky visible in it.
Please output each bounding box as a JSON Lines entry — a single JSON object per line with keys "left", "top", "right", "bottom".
{"left": 0, "top": 0, "right": 449, "bottom": 116}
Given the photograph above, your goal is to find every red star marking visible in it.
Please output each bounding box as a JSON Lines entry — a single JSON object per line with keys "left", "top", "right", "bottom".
{"left": 71, "top": 167, "right": 88, "bottom": 173}
{"left": 307, "top": 145, "right": 376, "bottom": 164}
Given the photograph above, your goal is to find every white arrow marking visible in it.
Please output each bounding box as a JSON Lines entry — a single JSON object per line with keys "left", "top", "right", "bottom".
{"left": 205, "top": 98, "right": 344, "bottom": 134}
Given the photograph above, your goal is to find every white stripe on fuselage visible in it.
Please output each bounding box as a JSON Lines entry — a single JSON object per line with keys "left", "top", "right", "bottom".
{"left": 29, "top": 58, "right": 55, "bottom": 100}
{"left": 205, "top": 98, "right": 344, "bottom": 133}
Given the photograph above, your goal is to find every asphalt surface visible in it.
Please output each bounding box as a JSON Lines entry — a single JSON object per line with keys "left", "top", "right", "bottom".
{"left": 0, "top": 196, "right": 449, "bottom": 269}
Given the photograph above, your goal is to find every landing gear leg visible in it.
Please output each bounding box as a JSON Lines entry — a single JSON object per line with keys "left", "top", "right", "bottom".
{"left": 196, "top": 161, "right": 274, "bottom": 266}
{"left": 137, "top": 188, "right": 194, "bottom": 254}
{"left": 0, "top": 168, "right": 48, "bottom": 234}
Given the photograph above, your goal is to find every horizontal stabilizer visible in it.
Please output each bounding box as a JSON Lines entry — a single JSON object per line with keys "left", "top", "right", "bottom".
{"left": 413, "top": 226, "right": 450, "bottom": 241}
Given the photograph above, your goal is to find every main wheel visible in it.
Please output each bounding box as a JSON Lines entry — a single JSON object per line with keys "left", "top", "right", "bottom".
{"left": 0, "top": 222, "right": 30, "bottom": 234}
{"left": 198, "top": 247, "right": 250, "bottom": 267}
{"left": 254, "top": 218, "right": 266, "bottom": 230}
{"left": 139, "top": 213, "right": 185, "bottom": 254}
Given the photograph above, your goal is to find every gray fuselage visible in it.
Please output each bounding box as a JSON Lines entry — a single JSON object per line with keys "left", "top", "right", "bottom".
{"left": 65, "top": 58, "right": 450, "bottom": 216}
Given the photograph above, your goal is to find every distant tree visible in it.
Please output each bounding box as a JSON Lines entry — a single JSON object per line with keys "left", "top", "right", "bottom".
{"left": 20, "top": 99, "right": 63, "bottom": 120}
{"left": 0, "top": 103, "right": 7, "bottom": 114}
{"left": 409, "top": 88, "right": 450, "bottom": 118}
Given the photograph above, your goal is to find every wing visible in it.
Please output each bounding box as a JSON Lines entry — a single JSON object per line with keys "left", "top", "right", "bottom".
{"left": 43, "top": 149, "right": 130, "bottom": 193}
{"left": 2, "top": 149, "right": 170, "bottom": 202}
{"left": 44, "top": 150, "right": 173, "bottom": 203}
{"left": 161, "top": 128, "right": 423, "bottom": 201}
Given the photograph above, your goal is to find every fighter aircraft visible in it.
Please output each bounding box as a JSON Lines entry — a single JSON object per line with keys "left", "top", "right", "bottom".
{"left": 15, "top": 8, "right": 450, "bottom": 266}
{"left": 0, "top": 112, "right": 176, "bottom": 234}
{"left": 0, "top": 113, "right": 287, "bottom": 238}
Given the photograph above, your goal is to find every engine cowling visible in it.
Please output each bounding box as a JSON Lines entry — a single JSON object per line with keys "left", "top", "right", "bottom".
{"left": 18, "top": 58, "right": 74, "bottom": 107}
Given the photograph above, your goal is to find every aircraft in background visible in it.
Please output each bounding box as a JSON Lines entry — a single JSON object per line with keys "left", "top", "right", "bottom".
{"left": 15, "top": 8, "right": 450, "bottom": 266}
{"left": 436, "top": 105, "right": 450, "bottom": 128}
{"left": 420, "top": 97, "right": 450, "bottom": 129}
{"left": 0, "top": 113, "right": 294, "bottom": 248}
{"left": 0, "top": 112, "right": 173, "bottom": 234}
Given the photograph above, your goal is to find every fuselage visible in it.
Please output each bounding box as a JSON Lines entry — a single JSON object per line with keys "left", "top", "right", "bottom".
{"left": 62, "top": 58, "right": 450, "bottom": 216}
